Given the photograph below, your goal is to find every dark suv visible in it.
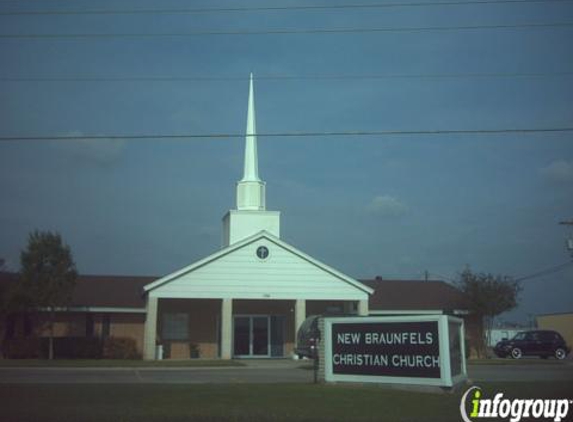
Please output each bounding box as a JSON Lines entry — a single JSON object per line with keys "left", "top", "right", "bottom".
{"left": 493, "top": 330, "right": 570, "bottom": 360}
{"left": 295, "top": 315, "right": 321, "bottom": 359}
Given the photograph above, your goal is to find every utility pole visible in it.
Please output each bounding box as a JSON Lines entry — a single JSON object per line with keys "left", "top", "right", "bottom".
{"left": 559, "top": 220, "right": 573, "bottom": 258}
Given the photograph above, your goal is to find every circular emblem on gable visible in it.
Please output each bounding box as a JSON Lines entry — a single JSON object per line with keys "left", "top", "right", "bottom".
{"left": 256, "top": 245, "right": 269, "bottom": 260}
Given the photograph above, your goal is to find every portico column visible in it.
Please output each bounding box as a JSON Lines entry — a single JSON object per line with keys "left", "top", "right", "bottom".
{"left": 357, "top": 299, "right": 369, "bottom": 316}
{"left": 143, "top": 296, "right": 158, "bottom": 360}
{"left": 295, "top": 299, "right": 306, "bottom": 343}
{"left": 221, "top": 298, "right": 233, "bottom": 359}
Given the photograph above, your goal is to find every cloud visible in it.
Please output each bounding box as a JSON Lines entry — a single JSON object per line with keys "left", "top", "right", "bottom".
{"left": 52, "top": 131, "right": 126, "bottom": 166}
{"left": 539, "top": 160, "right": 573, "bottom": 184}
{"left": 366, "top": 195, "right": 409, "bottom": 217}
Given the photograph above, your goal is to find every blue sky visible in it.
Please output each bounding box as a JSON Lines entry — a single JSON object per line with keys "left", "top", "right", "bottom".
{"left": 1, "top": 0, "right": 572, "bottom": 323}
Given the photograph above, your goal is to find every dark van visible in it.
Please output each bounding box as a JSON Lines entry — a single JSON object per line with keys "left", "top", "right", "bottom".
{"left": 493, "top": 330, "right": 570, "bottom": 360}
{"left": 295, "top": 315, "right": 321, "bottom": 359}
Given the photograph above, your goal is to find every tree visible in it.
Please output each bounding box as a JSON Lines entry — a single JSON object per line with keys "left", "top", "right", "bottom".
{"left": 1, "top": 259, "right": 35, "bottom": 358}
{"left": 20, "top": 230, "right": 77, "bottom": 359}
{"left": 0, "top": 259, "right": 10, "bottom": 357}
{"left": 456, "top": 268, "right": 522, "bottom": 358}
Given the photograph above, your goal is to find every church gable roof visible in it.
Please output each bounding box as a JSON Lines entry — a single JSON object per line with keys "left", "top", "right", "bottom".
{"left": 144, "top": 231, "right": 372, "bottom": 300}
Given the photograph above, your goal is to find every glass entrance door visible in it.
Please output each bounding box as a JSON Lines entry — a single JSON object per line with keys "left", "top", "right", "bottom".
{"left": 252, "top": 317, "right": 269, "bottom": 356}
{"left": 233, "top": 317, "right": 251, "bottom": 356}
{"left": 233, "top": 316, "right": 270, "bottom": 357}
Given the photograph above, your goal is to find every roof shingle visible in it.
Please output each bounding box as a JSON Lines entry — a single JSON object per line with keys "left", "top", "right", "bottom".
{"left": 361, "top": 279, "right": 468, "bottom": 311}
{"left": 1, "top": 273, "right": 468, "bottom": 312}
{"left": 0, "top": 272, "right": 155, "bottom": 309}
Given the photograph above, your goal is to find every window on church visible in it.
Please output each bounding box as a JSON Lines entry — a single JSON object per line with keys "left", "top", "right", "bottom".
{"left": 102, "top": 314, "right": 111, "bottom": 338}
{"left": 326, "top": 305, "right": 343, "bottom": 314}
{"left": 6, "top": 315, "right": 15, "bottom": 339}
{"left": 162, "top": 313, "right": 189, "bottom": 340}
{"left": 86, "top": 314, "right": 95, "bottom": 337}
{"left": 24, "top": 315, "right": 33, "bottom": 337}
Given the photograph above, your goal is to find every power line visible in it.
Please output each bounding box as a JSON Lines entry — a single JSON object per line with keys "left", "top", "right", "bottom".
{"left": 432, "top": 261, "right": 573, "bottom": 286}
{"left": 1, "top": 22, "right": 572, "bottom": 39}
{"left": 1, "top": 0, "right": 571, "bottom": 16}
{"left": 1, "top": 127, "right": 572, "bottom": 142}
{"left": 516, "top": 261, "right": 573, "bottom": 282}
{"left": 428, "top": 272, "right": 458, "bottom": 283}
{"left": 2, "top": 71, "right": 573, "bottom": 82}
{"left": 429, "top": 260, "right": 573, "bottom": 285}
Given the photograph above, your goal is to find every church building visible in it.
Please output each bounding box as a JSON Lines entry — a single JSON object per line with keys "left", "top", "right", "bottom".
{"left": 141, "top": 74, "right": 372, "bottom": 359}
{"left": 0, "top": 75, "right": 476, "bottom": 361}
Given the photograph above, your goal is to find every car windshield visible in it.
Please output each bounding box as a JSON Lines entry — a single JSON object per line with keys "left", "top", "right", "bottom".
{"left": 512, "top": 332, "right": 527, "bottom": 341}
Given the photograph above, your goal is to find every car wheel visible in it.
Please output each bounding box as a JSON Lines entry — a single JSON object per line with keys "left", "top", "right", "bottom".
{"left": 511, "top": 347, "right": 522, "bottom": 359}
{"left": 555, "top": 348, "right": 567, "bottom": 360}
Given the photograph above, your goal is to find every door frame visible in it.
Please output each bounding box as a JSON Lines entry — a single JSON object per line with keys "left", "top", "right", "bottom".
{"left": 232, "top": 315, "right": 271, "bottom": 358}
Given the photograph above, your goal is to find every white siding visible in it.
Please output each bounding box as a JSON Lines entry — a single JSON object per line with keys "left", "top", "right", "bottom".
{"left": 225, "top": 210, "right": 280, "bottom": 247}
{"left": 150, "top": 240, "right": 368, "bottom": 301}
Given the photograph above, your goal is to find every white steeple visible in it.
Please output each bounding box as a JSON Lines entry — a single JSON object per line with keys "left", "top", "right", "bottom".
{"left": 221, "top": 73, "right": 281, "bottom": 247}
{"left": 241, "top": 73, "right": 260, "bottom": 182}
{"left": 236, "top": 73, "right": 266, "bottom": 211}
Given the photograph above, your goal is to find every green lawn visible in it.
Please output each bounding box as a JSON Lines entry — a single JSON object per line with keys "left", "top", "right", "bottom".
{"left": 1, "top": 382, "right": 571, "bottom": 422}
{"left": 0, "top": 359, "right": 245, "bottom": 368}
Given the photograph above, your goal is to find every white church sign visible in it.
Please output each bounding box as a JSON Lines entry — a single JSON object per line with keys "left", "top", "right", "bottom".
{"left": 323, "top": 315, "right": 467, "bottom": 387}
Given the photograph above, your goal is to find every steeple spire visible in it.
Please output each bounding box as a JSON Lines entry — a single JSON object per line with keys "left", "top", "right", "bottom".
{"left": 236, "top": 73, "right": 266, "bottom": 211}
{"left": 241, "top": 73, "right": 260, "bottom": 182}
{"left": 222, "top": 72, "right": 280, "bottom": 246}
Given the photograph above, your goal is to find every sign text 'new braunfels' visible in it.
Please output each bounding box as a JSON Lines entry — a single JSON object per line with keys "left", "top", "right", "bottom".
{"left": 331, "top": 321, "right": 441, "bottom": 378}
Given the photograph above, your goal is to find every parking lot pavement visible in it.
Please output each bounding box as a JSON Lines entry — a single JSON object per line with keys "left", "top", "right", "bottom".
{"left": 0, "top": 360, "right": 571, "bottom": 384}
{"left": 468, "top": 363, "right": 573, "bottom": 382}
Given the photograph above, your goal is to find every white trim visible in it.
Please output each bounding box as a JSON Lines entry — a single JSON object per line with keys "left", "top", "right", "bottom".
{"left": 38, "top": 306, "right": 146, "bottom": 314}
{"left": 369, "top": 310, "right": 444, "bottom": 315}
{"left": 438, "top": 316, "right": 451, "bottom": 385}
{"left": 458, "top": 319, "right": 467, "bottom": 379}
{"left": 143, "top": 230, "right": 373, "bottom": 295}
{"left": 369, "top": 309, "right": 470, "bottom": 316}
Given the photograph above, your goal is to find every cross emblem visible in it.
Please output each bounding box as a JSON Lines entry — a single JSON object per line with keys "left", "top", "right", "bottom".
{"left": 256, "top": 246, "right": 269, "bottom": 260}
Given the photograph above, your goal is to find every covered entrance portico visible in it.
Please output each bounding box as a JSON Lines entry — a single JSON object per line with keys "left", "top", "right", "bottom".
{"left": 230, "top": 299, "right": 368, "bottom": 358}
{"left": 142, "top": 232, "right": 372, "bottom": 360}
{"left": 143, "top": 296, "right": 366, "bottom": 360}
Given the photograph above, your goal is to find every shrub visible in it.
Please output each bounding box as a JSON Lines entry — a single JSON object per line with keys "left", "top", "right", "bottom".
{"left": 102, "top": 337, "right": 140, "bottom": 359}
{"left": 4, "top": 336, "right": 141, "bottom": 359}
{"left": 41, "top": 337, "right": 103, "bottom": 359}
{"left": 3, "top": 337, "right": 41, "bottom": 358}
{"left": 74, "top": 337, "right": 103, "bottom": 359}
{"left": 4, "top": 337, "right": 103, "bottom": 359}
{"left": 190, "top": 343, "right": 200, "bottom": 359}
{"left": 58, "top": 337, "right": 102, "bottom": 359}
